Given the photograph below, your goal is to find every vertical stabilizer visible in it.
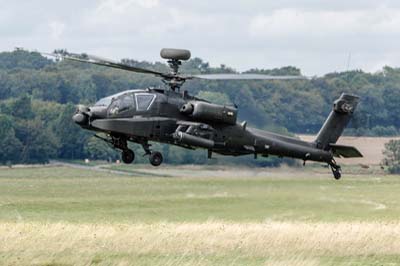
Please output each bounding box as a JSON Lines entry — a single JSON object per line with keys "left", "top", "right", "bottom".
{"left": 315, "top": 93, "right": 359, "bottom": 150}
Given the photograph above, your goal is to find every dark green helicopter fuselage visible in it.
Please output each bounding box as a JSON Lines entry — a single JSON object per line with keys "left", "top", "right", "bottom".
{"left": 73, "top": 87, "right": 361, "bottom": 177}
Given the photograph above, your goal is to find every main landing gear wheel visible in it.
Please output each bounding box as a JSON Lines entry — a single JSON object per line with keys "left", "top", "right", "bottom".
{"left": 121, "top": 149, "right": 135, "bottom": 164}
{"left": 149, "top": 151, "right": 163, "bottom": 167}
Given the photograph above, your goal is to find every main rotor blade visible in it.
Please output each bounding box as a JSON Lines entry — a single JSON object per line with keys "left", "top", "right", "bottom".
{"left": 40, "top": 50, "right": 310, "bottom": 85}
{"left": 46, "top": 52, "right": 167, "bottom": 77}
{"left": 189, "top": 74, "right": 309, "bottom": 80}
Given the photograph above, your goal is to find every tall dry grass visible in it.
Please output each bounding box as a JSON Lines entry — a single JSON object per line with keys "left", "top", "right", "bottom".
{"left": 1, "top": 221, "right": 400, "bottom": 265}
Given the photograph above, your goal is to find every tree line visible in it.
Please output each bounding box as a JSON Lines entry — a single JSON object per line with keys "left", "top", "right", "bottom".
{"left": 1, "top": 49, "right": 400, "bottom": 165}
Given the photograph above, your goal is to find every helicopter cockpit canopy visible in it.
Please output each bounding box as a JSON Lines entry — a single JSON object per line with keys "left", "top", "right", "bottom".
{"left": 94, "top": 96, "right": 113, "bottom": 107}
{"left": 108, "top": 93, "right": 135, "bottom": 116}
{"left": 93, "top": 90, "right": 157, "bottom": 117}
{"left": 94, "top": 90, "right": 134, "bottom": 107}
{"left": 135, "top": 93, "right": 156, "bottom": 111}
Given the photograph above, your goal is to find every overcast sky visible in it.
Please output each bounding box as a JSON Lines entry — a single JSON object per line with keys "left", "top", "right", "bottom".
{"left": 2, "top": 0, "right": 400, "bottom": 75}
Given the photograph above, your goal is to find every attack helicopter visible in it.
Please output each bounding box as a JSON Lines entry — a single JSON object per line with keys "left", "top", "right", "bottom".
{"left": 48, "top": 48, "right": 362, "bottom": 179}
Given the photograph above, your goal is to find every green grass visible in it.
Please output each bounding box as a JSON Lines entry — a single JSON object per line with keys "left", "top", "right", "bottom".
{"left": 1, "top": 166, "right": 400, "bottom": 265}
{"left": 0, "top": 166, "right": 398, "bottom": 223}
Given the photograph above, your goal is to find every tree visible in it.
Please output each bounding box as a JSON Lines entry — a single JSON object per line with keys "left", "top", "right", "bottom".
{"left": 0, "top": 50, "right": 52, "bottom": 70}
{"left": 196, "top": 91, "right": 232, "bottom": 105}
{"left": 382, "top": 140, "right": 400, "bottom": 174}
{"left": 84, "top": 135, "right": 118, "bottom": 161}
{"left": 15, "top": 118, "right": 59, "bottom": 164}
{"left": 54, "top": 103, "right": 89, "bottom": 159}
{"left": 0, "top": 114, "right": 22, "bottom": 163}
{"left": 92, "top": 73, "right": 112, "bottom": 101}
{"left": 11, "top": 94, "right": 34, "bottom": 119}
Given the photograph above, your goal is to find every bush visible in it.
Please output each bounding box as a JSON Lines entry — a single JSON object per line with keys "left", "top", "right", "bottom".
{"left": 382, "top": 140, "right": 400, "bottom": 174}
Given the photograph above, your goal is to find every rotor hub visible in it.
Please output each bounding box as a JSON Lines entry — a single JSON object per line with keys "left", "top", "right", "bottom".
{"left": 159, "top": 49, "right": 191, "bottom": 91}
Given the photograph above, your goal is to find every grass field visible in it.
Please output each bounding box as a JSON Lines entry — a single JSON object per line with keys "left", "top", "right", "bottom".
{"left": 1, "top": 165, "right": 400, "bottom": 265}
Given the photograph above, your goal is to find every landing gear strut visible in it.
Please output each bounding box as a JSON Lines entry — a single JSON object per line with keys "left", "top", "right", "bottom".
{"left": 141, "top": 142, "right": 164, "bottom": 167}
{"left": 94, "top": 134, "right": 164, "bottom": 167}
{"left": 329, "top": 160, "right": 341, "bottom": 180}
{"left": 94, "top": 134, "right": 135, "bottom": 164}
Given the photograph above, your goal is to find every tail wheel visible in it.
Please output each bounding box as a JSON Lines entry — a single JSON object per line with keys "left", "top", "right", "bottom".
{"left": 329, "top": 161, "right": 342, "bottom": 180}
{"left": 332, "top": 168, "right": 341, "bottom": 180}
{"left": 149, "top": 151, "right": 163, "bottom": 167}
{"left": 121, "top": 149, "right": 135, "bottom": 164}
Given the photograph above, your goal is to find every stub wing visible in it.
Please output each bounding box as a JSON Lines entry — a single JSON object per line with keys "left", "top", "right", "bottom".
{"left": 329, "top": 144, "right": 363, "bottom": 158}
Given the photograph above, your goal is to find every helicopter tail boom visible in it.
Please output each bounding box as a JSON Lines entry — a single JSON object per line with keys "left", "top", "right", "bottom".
{"left": 315, "top": 93, "right": 360, "bottom": 151}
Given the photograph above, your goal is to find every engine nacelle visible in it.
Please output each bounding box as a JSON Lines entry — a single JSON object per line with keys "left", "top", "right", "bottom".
{"left": 180, "top": 101, "right": 237, "bottom": 125}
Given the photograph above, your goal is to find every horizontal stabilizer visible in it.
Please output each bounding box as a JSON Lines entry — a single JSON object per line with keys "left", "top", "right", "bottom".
{"left": 329, "top": 144, "right": 363, "bottom": 158}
